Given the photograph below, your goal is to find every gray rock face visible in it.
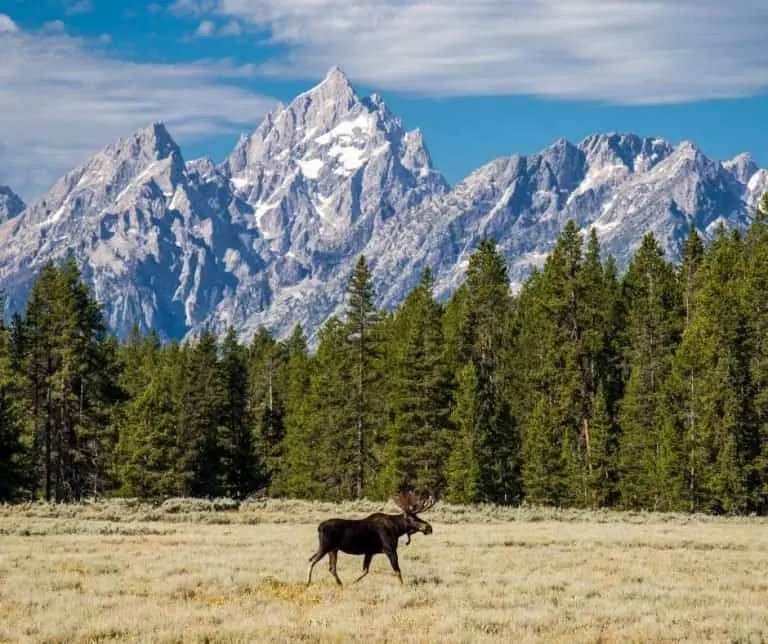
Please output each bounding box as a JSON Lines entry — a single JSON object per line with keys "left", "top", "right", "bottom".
{"left": 368, "top": 133, "right": 766, "bottom": 311}
{"left": 0, "top": 123, "right": 262, "bottom": 339}
{"left": 0, "top": 69, "right": 765, "bottom": 345}
{"left": 200, "top": 66, "right": 448, "bottom": 341}
{"left": 0, "top": 186, "right": 25, "bottom": 222}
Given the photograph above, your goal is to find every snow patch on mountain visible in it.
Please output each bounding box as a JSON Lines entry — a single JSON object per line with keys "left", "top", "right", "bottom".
{"left": 0, "top": 70, "right": 765, "bottom": 346}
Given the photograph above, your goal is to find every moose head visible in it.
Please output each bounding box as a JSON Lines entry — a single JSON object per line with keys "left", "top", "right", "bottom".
{"left": 392, "top": 489, "right": 437, "bottom": 543}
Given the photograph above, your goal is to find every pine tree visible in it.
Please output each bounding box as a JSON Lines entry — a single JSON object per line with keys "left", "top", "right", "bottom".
{"left": 272, "top": 325, "right": 314, "bottom": 497}
{"left": 176, "top": 331, "right": 228, "bottom": 497}
{"left": 18, "top": 260, "right": 122, "bottom": 501}
{"left": 345, "top": 256, "right": 382, "bottom": 498}
{"left": 306, "top": 317, "right": 357, "bottom": 499}
{"left": 670, "top": 226, "right": 751, "bottom": 513}
{"left": 680, "top": 226, "right": 705, "bottom": 327}
{"left": 663, "top": 226, "right": 706, "bottom": 511}
{"left": 573, "top": 229, "right": 619, "bottom": 503}
{"left": 521, "top": 393, "right": 567, "bottom": 505}
{"left": 443, "top": 285, "right": 471, "bottom": 373}
{"left": 515, "top": 224, "right": 617, "bottom": 506}
{"left": 617, "top": 234, "right": 684, "bottom": 510}
{"left": 740, "top": 192, "right": 768, "bottom": 511}
{"left": 0, "top": 316, "right": 27, "bottom": 500}
{"left": 114, "top": 338, "right": 181, "bottom": 498}
{"left": 248, "top": 327, "right": 284, "bottom": 491}
{"left": 587, "top": 383, "right": 619, "bottom": 507}
{"left": 221, "top": 327, "right": 259, "bottom": 498}
{"left": 446, "top": 363, "right": 482, "bottom": 503}
{"left": 381, "top": 268, "right": 453, "bottom": 495}
{"left": 446, "top": 239, "right": 519, "bottom": 503}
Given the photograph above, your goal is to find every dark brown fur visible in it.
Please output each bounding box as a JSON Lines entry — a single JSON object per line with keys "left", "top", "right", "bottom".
{"left": 306, "top": 491, "right": 436, "bottom": 586}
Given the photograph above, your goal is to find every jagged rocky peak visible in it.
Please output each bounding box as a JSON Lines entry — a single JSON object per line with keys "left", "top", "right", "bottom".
{"left": 671, "top": 139, "right": 707, "bottom": 164}
{"left": 655, "top": 140, "right": 728, "bottom": 186}
{"left": 0, "top": 186, "right": 25, "bottom": 222}
{"left": 1, "top": 62, "right": 765, "bottom": 347}
{"left": 538, "top": 137, "right": 585, "bottom": 190}
{"left": 225, "top": 66, "right": 363, "bottom": 178}
{"left": 83, "top": 121, "right": 185, "bottom": 189}
{"left": 100, "top": 121, "right": 186, "bottom": 190}
{"left": 18, "top": 121, "right": 187, "bottom": 228}
{"left": 723, "top": 152, "right": 759, "bottom": 184}
{"left": 186, "top": 157, "right": 217, "bottom": 179}
{"left": 297, "top": 65, "right": 358, "bottom": 118}
{"left": 579, "top": 133, "right": 673, "bottom": 173}
{"left": 106, "top": 121, "right": 181, "bottom": 160}
{"left": 224, "top": 64, "right": 445, "bottom": 190}
{"left": 456, "top": 155, "right": 524, "bottom": 195}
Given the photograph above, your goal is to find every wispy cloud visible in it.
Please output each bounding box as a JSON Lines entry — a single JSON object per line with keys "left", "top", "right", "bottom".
{"left": 208, "top": 0, "right": 768, "bottom": 104}
{"left": 193, "top": 18, "right": 243, "bottom": 38}
{"left": 0, "top": 15, "right": 275, "bottom": 199}
{"left": 42, "top": 20, "right": 66, "bottom": 33}
{"left": 219, "top": 20, "right": 242, "bottom": 36}
{"left": 170, "top": 0, "right": 217, "bottom": 17}
{"left": 63, "top": 0, "right": 94, "bottom": 16}
{"left": 194, "top": 19, "right": 217, "bottom": 37}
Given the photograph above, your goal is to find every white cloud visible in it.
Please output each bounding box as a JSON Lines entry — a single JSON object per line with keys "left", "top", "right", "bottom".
{"left": 0, "top": 14, "right": 19, "bottom": 33}
{"left": 210, "top": 0, "right": 768, "bottom": 104}
{"left": 63, "top": 0, "right": 94, "bottom": 16}
{"left": 193, "top": 18, "right": 243, "bottom": 38}
{"left": 0, "top": 23, "right": 275, "bottom": 199}
{"left": 194, "top": 19, "right": 216, "bottom": 37}
{"left": 170, "top": 0, "right": 218, "bottom": 17}
{"left": 219, "top": 20, "right": 242, "bottom": 36}
{"left": 42, "top": 20, "right": 66, "bottom": 33}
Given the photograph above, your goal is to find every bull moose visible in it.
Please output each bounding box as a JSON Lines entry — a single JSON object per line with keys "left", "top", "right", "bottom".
{"left": 306, "top": 489, "right": 437, "bottom": 586}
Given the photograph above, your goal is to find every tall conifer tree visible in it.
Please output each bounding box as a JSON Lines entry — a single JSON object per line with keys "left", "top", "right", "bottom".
{"left": 345, "top": 256, "right": 381, "bottom": 498}
{"left": 382, "top": 268, "right": 453, "bottom": 495}
{"left": 617, "top": 234, "right": 684, "bottom": 510}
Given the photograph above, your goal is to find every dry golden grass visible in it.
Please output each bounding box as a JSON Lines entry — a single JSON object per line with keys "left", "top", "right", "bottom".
{"left": 1, "top": 499, "right": 767, "bottom": 643}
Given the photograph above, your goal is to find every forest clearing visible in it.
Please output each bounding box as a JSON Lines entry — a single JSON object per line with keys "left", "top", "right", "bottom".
{"left": 1, "top": 499, "right": 767, "bottom": 643}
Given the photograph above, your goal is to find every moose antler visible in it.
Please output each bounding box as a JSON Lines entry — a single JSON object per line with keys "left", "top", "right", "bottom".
{"left": 392, "top": 488, "right": 438, "bottom": 514}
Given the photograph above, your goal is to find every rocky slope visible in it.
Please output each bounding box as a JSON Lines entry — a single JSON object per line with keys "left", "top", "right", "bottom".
{"left": 0, "top": 68, "right": 765, "bottom": 344}
{"left": 0, "top": 186, "right": 25, "bottom": 222}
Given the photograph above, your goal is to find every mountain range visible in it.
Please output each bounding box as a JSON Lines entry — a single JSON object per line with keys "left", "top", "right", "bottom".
{"left": 0, "top": 66, "right": 766, "bottom": 344}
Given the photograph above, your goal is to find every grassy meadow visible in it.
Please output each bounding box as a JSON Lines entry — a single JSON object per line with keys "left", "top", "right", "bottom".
{"left": 1, "top": 499, "right": 767, "bottom": 643}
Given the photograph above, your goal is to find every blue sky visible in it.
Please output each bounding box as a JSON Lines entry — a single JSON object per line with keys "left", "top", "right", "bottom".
{"left": 2, "top": 0, "right": 768, "bottom": 200}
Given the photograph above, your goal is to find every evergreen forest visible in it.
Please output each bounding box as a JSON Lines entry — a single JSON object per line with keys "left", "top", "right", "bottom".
{"left": 2, "top": 193, "right": 768, "bottom": 516}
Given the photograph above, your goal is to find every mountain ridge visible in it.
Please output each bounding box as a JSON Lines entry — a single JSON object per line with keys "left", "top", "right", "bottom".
{"left": 0, "top": 67, "right": 766, "bottom": 344}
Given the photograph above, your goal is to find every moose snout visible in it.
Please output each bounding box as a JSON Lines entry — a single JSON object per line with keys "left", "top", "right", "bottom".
{"left": 423, "top": 524, "right": 433, "bottom": 535}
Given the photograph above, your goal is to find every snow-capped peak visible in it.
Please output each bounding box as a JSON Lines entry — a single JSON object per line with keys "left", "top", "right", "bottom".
{"left": 0, "top": 66, "right": 764, "bottom": 351}
{"left": 222, "top": 64, "right": 446, "bottom": 260}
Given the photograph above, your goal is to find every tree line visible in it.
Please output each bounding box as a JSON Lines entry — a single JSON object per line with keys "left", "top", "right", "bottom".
{"left": 2, "top": 193, "right": 768, "bottom": 514}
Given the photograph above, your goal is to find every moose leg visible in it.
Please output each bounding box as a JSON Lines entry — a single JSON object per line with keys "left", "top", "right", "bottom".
{"left": 306, "top": 549, "right": 326, "bottom": 586}
{"left": 385, "top": 549, "right": 403, "bottom": 584}
{"left": 352, "top": 554, "right": 373, "bottom": 584}
{"left": 328, "top": 550, "right": 343, "bottom": 586}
